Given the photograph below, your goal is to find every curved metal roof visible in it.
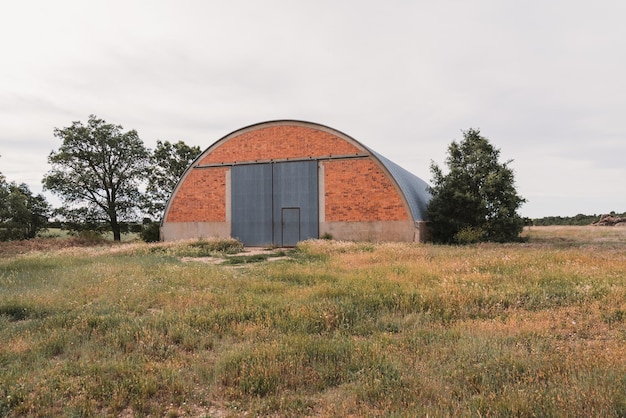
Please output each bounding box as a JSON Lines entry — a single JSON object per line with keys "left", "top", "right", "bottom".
{"left": 368, "top": 149, "right": 431, "bottom": 222}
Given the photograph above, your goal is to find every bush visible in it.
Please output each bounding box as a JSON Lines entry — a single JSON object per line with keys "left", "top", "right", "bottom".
{"left": 453, "top": 226, "right": 485, "bottom": 244}
{"left": 188, "top": 238, "right": 243, "bottom": 255}
{"left": 75, "top": 230, "right": 105, "bottom": 242}
{"left": 140, "top": 222, "right": 161, "bottom": 242}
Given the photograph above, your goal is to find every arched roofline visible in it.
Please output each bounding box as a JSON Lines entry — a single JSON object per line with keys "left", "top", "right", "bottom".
{"left": 162, "top": 120, "right": 429, "bottom": 225}
{"left": 197, "top": 119, "right": 370, "bottom": 161}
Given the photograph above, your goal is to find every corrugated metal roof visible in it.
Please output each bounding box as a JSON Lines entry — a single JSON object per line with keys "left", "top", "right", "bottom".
{"left": 368, "top": 149, "right": 431, "bottom": 222}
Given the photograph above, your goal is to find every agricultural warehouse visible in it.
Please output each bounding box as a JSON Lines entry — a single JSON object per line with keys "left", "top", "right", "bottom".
{"left": 161, "top": 120, "right": 431, "bottom": 246}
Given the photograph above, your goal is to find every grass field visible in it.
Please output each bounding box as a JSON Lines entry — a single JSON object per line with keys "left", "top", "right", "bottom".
{"left": 1, "top": 227, "right": 625, "bottom": 417}
{"left": 38, "top": 227, "right": 141, "bottom": 242}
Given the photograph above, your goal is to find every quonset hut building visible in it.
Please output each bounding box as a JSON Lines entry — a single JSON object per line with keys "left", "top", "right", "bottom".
{"left": 161, "top": 120, "right": 431, "bottom": 246}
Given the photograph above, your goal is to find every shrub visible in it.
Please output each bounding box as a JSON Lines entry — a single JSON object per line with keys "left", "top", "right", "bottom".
{"left": 454, "top": 226, "right": 485, "bottom": 244}
{"left": 140, "top": 222, "right": 160, "bottom": 242}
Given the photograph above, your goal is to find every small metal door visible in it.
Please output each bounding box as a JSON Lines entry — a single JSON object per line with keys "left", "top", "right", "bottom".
{"left": 281, "top": 208, "right": 300, "bottom": 247}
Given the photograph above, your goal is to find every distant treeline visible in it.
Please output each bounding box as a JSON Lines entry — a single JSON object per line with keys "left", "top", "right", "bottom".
{"left": 532, "top": 212, "right": 626, "bottom": 226}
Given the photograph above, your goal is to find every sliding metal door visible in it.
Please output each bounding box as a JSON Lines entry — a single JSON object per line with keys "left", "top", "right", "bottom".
{"left": 231, "top": 160, "right": 318, "bottom": 246}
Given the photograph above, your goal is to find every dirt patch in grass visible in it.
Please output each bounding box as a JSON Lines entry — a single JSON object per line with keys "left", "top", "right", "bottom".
{"left": 180, "top": 247, "right": 291, "bottom": 265}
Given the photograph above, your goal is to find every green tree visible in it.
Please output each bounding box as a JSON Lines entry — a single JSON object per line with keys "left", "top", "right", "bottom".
{"left": 0, "top": 168, "right": 6, "bottom": 211}
{"left": 43, "top": 115, "right": 149, "bottom": 241}
{"left": 426, "top": 128, "right": 526, "bottom": 244}
{"left": 0, "top": 162, "right": 50, "bottom": 241}
{"left": 0, "top": 171, "right": 11, "bottom": 239}
{"left": 144, "top": 140, "right": 201, "bottom": 219}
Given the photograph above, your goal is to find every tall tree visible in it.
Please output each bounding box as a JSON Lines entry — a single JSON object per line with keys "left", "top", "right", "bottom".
{"left": 144, "top": 140, "right": 201, "bottom": 219}
{"left": 43, "top": 115, "right": 149, "bottom": 241}
{"left": 426, "top": 128, "right": 526, "bottom": 244}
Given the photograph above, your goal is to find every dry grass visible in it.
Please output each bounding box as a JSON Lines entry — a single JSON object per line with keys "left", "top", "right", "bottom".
{"left": 0, "top": 236, "right": 117, "bottom": 257}
{"left": 1, "top": 227, "right": 625, "bottom": 417}
{"left": 522, "top": 224, "right": 626, "bottom": 245}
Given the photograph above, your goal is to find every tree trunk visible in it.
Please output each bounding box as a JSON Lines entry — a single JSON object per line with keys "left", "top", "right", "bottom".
{"left": 111, "top": 221, "right": 121, "bottom": 241}
{"left": 109, "top": 207, "right": 121, "bottom": 241}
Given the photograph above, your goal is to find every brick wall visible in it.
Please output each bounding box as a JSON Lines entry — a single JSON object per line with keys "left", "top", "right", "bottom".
{"left": 166, "top": 167, "right": 227, "bottom": 222}
{"left": 200, "top": 125, "right": 361, "bottom": 164}
{"left": 324, "top": 159, "right": 409, "bottom": 222}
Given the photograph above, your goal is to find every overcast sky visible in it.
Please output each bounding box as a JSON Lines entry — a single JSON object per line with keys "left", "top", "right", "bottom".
{"left": 1, "top": 0, "right": 625, "bottom": 219}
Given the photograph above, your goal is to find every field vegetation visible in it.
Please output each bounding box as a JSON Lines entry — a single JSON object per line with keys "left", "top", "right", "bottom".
{"left": 1, "top": 227, "right": 625, "bottom": 417}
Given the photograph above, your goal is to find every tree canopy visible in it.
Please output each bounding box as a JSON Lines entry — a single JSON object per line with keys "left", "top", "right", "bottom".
{"left": 144, "top": 140, "right": 201, "bottom": 219}
{"left": 42, "top": 115, "right": 150, "bottom": 241}
{"left": 426, "top": 128, "right": 526, "bottom": 244}
{"left": 0, "top": 157, "right": 50, "bottom": 241}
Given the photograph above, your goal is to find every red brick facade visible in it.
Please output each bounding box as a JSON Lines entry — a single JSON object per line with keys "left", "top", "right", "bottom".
{"left": 166, "top": 167, "right": 227, "bottom": 222}
{"left": 324, "top": 159, "right": 409, "bottom": 222}
{"left": 200, "top": 125, "right": 361, "bottom": 164}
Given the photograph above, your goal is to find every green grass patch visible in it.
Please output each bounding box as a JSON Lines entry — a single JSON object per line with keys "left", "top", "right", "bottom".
{"left": 222, "top": 253, "right": 273, "bottom": 265}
